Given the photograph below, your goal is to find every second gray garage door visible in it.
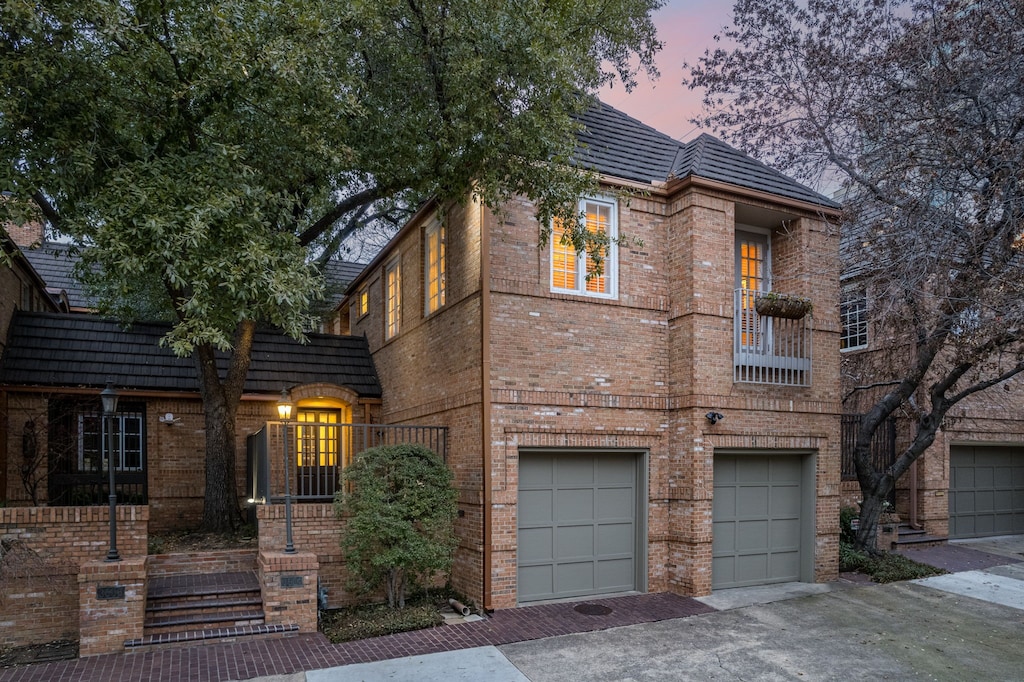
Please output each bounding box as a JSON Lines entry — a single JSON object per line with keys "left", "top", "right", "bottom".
{"left": 518, "top": 451, "right": 642, "bottom": 603}
{"left": 950, "top": 445, "right": 1024, "bottom": 538}
{"left": 713, "top": 454, "right": 804, "bottom": 589}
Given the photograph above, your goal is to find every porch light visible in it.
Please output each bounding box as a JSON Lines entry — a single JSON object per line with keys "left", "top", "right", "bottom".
{"left": 278, "top": 388, "right": 296, "bottom": 554}
{"left": 277, "top": 389, "right": 293, "bottom": 421}
{"left": 101, "top": 379, "right": 121, "bottom": 562}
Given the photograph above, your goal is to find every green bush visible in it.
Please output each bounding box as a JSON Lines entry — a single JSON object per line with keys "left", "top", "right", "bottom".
{"left": 839, "top": 506, "right": 859, "bottom": 546}
{"left": 335, "top": 444, "right": 458, "bottom": 608}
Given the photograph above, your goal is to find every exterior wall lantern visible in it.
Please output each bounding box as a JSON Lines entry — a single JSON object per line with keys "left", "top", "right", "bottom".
{"left": 101, "top": 379, "right": 121, "bottom": 562}
{"left": 277, "top": 388, "right": 296, "bottom": 554}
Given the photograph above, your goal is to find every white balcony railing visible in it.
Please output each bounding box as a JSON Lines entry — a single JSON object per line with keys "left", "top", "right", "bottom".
{"left": 734, "top": 288, "right": 812, "bottom": 386}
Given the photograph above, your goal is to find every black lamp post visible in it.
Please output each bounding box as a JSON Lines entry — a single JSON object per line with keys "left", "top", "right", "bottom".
{"left": 101, "top": 380, "right": 121, "bottom": 562}
{"left": 277, "top": 389, "right": 296, "bottom": 554}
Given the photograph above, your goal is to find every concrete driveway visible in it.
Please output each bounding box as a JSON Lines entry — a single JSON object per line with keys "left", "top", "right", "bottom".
{"left": 251, "top": 536, "right": 1024, "bottom": 681}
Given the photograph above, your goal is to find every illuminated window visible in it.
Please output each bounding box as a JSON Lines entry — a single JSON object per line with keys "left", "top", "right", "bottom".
{"left": 735, "top": 231, "right": 770, "bottom": 347}
{"left": 296, "top": 409, "right": 340, "bottom": 467}
{"left": 385, "top": 257, "right": 401, "bottom": 339}
{"left": 424, "top": 220, "right": 446, "bottom": 314}
{"left": 550, "top": 197, "right": 617, "bottom": 298}
{"left": 352, "top": 288, "right": 368, "bottom": 318}
{"left": 840, "top": 290, "right": 868, "bottom": 350}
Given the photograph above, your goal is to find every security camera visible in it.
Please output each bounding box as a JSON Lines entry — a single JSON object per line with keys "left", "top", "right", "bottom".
{"left": 705, "top": 412, "right": 724, "bottom": 425}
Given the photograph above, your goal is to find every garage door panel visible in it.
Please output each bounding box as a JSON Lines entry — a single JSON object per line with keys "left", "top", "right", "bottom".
{"left": 737, "top": 457, "right": 769, "bottom": 480}
{"left": 598, "top": 522, "right": 634, "bottom": 555}
{"left": 518, "top": 490, "right": 553, "bottom": 526}
{"left": 596, "top": 488, "right": 634, "bottom": 519}
{"left": 520, "top": 457, "right": 553, "bottom": 487}
{"left": 518, "top": 452, "right": 640, "bottom": 603}
{"left": 771, "top": 518, "right": 801, "bottom": 548}
{"left": 556, "top": 488, "right": 594, "bottom": 522}
{"left": 737, "top": 520, "right": 769, "bottom": 550}
{"left": 556, "top": 524, "right": 594, "bottom": 560}
{"left": 771, "top": 485, "right": 802, "bottom": 515}
{"left": 597, "top": 458, "right": 634, "bottom": 485}
{"left": 556, "top": 561, "right": 595, "bottom": 593}
{"left": 519, "top": 527, "right": 553, "bottom": 564}
{"left": 556, "top": 458, "right": 594, "bottom": 485}
{"left": 713, "top": 454, "right": 806, "bottom": 589}
{"left": 737, "top": 487, "right": 769, "bottom": 517}
{"left": 735, "top": 554, "right": 769, "bottom": 583}
{"left": 597, "top": 558, "right": 634, "bottom": 589}
{"left": 976, "top": 468, "right": 995, "bottom": 488}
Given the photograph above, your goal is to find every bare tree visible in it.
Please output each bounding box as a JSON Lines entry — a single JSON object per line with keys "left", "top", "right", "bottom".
{"left": 687, "top": 0, "right": 1024, "bottom": 550}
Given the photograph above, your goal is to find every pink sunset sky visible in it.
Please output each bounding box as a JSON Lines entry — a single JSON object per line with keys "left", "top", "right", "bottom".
{"left": 601, "top": 1, "right": 733, "bottom": 141}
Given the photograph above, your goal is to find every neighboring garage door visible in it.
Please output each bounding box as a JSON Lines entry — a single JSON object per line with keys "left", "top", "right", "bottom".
{"left": 950, "top": 445, "right": 1024, "bottom": 538}
{"left": 713, "top": 455, "right": 803, "bottom": 589}
{"left": 518, "top": 452, "right": 640, "bottom": 603}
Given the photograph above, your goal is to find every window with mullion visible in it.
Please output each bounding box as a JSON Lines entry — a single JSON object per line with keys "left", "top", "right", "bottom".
{"left": 840, "top": 291, "right": 868, "bottom": 350}
{"left": 550, "top": 197, "right": 617, "bottom": 298}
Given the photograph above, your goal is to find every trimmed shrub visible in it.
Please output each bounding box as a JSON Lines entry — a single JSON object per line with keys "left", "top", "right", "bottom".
{"left": 335, "top": 444, "right": 457, "bottom": 608}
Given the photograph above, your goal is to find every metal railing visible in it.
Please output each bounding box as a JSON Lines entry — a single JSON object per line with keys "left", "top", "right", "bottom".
{"left": 733, "top": 288, "right": 813, "bottom": 386}
{"left": 247, "top": 422, "right": 448, "bottom": 503}
{"left": 841, "top": 414, "right": 897, "bottom": 482}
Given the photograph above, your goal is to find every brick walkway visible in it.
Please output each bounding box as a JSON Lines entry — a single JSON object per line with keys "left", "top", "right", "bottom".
{"left": 0, "top": 592, "right": 716, "bottom": 682}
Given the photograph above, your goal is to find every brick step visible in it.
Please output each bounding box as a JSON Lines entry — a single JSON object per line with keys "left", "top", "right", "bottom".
{"left": 147, "top": 570, "right": 260, "bottom": 600}
{"left": 144, "top": 608, "right": 266, "bottom": 632}
{"left": 894, "top": 525, "right": 947, "bottom": 548}
{"left": 125, "top": 623, "right": 298, "bottom": 652}
{"left": 146, "top": 594, "right": 263, "bottom": 615}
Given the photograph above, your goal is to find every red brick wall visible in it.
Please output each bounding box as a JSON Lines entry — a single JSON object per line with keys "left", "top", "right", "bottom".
{"left": 349, "top": 200, "right": 486, "bottom": 605}
{"left": 0, "top": 505, "right": 148, "bottom": 647}
{"left": 353, "top": 183, "right": 841, "bottom": 607}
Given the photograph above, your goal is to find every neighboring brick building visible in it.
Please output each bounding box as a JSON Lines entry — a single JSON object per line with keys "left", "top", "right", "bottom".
{"left": 0, "top": 311, "right": 383, "bottom": 530}
{"left": 331, "top": 101, "right": 845, "bottom": 608}
{"left": 840, "top": 236, "right": 1024, "bottom": 541}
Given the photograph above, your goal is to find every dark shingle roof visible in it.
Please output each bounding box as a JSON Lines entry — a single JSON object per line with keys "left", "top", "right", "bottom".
{"left": 0, "top": 312, "right": 381, "bottom": 398}
{"left": 21, "top": 242, "right": 96, "bottom": 309}
{"left": 322, "top": 260, "right": 365, "bottom": 291}
{"left": 572, "top": 101, "right": 839, "bottom": 210}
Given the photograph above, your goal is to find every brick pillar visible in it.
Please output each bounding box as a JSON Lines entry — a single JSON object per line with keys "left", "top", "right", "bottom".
{"left": 78, "top": 556, "right": 147, "bottom": 657}
{"left": 258, "top": 550, "right": 319, "bottom": 633}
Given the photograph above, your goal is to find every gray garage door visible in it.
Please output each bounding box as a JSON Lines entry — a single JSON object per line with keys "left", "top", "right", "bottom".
{"left": 713, "top": 455, "right": 803, "bottom": 589}
{"left": 518, "top": 452, "right": 639, "bottom": 603}
{"left": 950, "top": 445, "right": 1024, "bottom": 538}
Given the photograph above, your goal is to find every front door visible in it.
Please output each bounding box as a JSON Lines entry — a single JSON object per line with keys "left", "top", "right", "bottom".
{"left": 296, "top": 408, "right": 341, "bottom": 498}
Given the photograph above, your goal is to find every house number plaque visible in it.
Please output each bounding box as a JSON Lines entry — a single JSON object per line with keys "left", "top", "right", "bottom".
{"left": 281, "top": 576, "right": 304, "bottom": 589}
{"left": 97, "top": 585, "right": 125, "bottom": 600}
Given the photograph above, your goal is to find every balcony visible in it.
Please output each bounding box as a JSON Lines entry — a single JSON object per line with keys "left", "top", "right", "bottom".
{"left": 734, "top": 288, "right": 812, "bottom": 386}
{"left": 246, "top": 422, "right": 448, "bottom": 504}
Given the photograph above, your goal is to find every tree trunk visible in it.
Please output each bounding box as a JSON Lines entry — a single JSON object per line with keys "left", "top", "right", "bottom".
{"left": 193, "top": 321, "right": 257, "bottom": 533}
{"left": 854, "top": 486, "right": 887, "bottom": 552}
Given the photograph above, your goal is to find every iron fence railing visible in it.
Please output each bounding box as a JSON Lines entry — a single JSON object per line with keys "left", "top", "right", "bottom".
{"left": 733, "top": 288, "right": 812, "bottom": 386}
{"left": 841, "top": 414, "right": 897, "bottom": 482}
{"left": 247, "top": 422, "right": 449, "bottom": 504}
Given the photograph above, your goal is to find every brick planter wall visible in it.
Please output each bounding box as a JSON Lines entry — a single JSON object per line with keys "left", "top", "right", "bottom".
{"left": 78, "top": 556, "right": 147, "bottom": 657}
{"left": 0, "top": 505, "right": 148, "bottom": 648}
{"left": 258, "top": 550, "right": 318, "bottom": 633}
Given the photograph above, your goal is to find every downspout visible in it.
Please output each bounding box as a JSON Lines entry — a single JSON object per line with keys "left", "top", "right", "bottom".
{"left": 480, "top": 198, "right": 493, "bottom": 611}
{"left": 908, "top": 457, "right": 921, "bottom": 530}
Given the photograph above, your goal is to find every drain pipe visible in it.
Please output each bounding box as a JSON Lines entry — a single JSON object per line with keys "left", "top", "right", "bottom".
{"left": 448, "top": 598, "right": 471, "bottom": 616}
{"left": 908, "top": 458, "right": 922, "bottom": 530}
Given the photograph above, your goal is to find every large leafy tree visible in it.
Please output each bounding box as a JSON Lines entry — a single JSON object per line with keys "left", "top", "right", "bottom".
{"left": 1, "top": 0, "right": 662, "bottom": 530}
{"left": 687, "top": 0, "right": 1024, "bottom": 550}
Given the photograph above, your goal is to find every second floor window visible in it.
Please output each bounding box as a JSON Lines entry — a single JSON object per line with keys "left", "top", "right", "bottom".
{"left": 425, "top": 221, "right": 446, "bottom": 314}
{"left": 353, "top": 288, "right": 368, "bottom": 318}
{"left": 385, "top": 257, "right": 401, "bottom": 339}
{"left": 840, "top": 291, "right": 868, "bottom": 351}
{"left": 550, "top": 197, "right": 618, "bottom": 298}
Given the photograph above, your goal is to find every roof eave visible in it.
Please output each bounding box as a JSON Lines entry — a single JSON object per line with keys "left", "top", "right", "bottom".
{"left": 666, "top": 174, "right": 843, "bottom": 218}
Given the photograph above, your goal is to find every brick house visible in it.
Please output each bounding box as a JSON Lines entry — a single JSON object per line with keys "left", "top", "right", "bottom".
{"left": 840, "top": 237, "right": 1024, "bottom": 542}
{"left": 329, "top": 101, "right": 845, "bottom": 609}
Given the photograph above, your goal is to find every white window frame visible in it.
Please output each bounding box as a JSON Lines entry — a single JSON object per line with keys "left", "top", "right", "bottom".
{"left": 550, "top": 196, "right": 618, "bottom": 299}
{"left": 424, "top": 219, "right": 446, "bottom": 315}
{"left": 840, "top": 291, "right": 868, "bottom": 351}
{"left": 384, "top": 256, "right": 402, "bottom": 340}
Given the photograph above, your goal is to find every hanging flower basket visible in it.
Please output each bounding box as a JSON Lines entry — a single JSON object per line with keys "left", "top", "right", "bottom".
{"left": 754, "top": 292, "right": 813, "bottom": 319}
